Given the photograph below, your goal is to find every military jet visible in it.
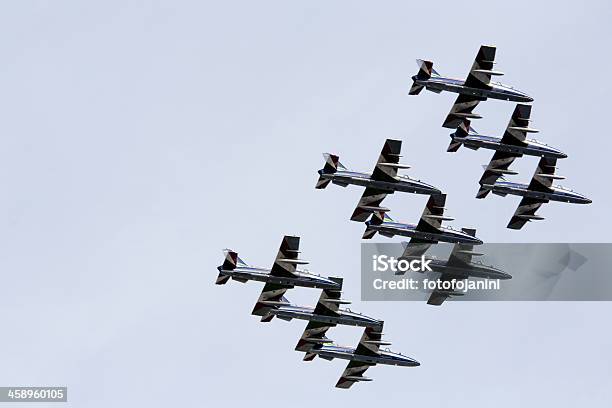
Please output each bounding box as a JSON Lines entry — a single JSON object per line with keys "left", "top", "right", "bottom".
{"left": 296, "top": 324, "right": 419, "bottom": 389}
{"left": 216, "top": 235, "right": 340, "bottom": 290}
{"left": 362, "top": 193, "right": 483, "bottom": 245}
{"left": 448, "top": 104, "right": 567, "bottom": 159}
{"left": 399, "top": 231, "right": 512, "bottom": 305}
{"left": 408, "top": 45, "right": 533, "bottom": 128}
{"left": 316, "top": 139, "right": 441, "bottom": 222}
{"left": 478, "top": 157, "right": 592, "bottom": 229}
{"left": 251, "top": 277, "right": 383, "bottom": 328}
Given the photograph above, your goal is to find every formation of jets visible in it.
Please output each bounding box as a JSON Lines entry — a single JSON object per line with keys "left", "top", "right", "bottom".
{"left": 216, "top": 235, "right": 419, "bottom": 388}
{"left": 217, "top": 45, "right": 591, "bottom": 389}
{"left": 409, "top": 44, "right": 591, "bottom": 229}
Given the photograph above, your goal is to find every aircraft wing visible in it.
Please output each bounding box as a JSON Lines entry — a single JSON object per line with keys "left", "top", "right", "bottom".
{"left": 507, "top": 196, "right": 548, "bottom": 230}
{"left": 415, "top": 194, "right": 451, "bottom": 234}
{"left": 336, "top": 325, "right": 386, "bottom": 388}
{"left": 354, "top": 324, "right": 387, "bottom": 357}
{"left": 463, "top": 45, "right": 502, "bottom": 90}
{"left": 427, "top": 273, "right": 464, "bottom": 306}
{"left": 500, "top": 104, "right": 537, "bottom": 146}
{"left": 476, "top": 151, "right": 521, "bottom": 198}
{"left": 442, "top": 93, "right": 485, "bottom": 129}
{"left": 350, "top": 187, "right": 391, "bottom": 222}
{"left": 371, "top": 139, "right": 408, "bottom": 182}
{"left": 313, "top": 277, "right": 346, "bottom": 316}
{"left": 527, "top": 157, "right": 559, "bottom": 192}
{"left": 400, "top": 240, "right": 433, "bottom": 260}
{"left": 335, "top": 360, "right": 375, "bottom": 389}
{"left": 446, "top": 228, "right": 479, "bottom": 266}
{"left": 270, "top": 235, "right": 307, "bottom": 278}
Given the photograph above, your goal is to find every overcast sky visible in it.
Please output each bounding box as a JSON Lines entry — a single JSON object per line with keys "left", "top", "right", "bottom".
{"left": 1, "top": 1, "right": 611, "bottom": 407}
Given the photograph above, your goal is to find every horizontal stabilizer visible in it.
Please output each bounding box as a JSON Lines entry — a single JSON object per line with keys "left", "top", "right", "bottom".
{"left": 260, "top": 314, "right": 274, "bottom": 322}
{"left": 476, "top": 186, "right": 491, "bottom": 199}
{"left": 303, "top": 352, "right": 316, "bottom": 361}
{"left": 320, "top": 354, "right": 335, "bottom": 361}
{"left": 215, "top": 274, "right": 230, "bottom": 285}
{"left": 447, "top": 139, "right": 462, "bottom": 152}
{"left": 409, "top": 83, "right": 424, "bottom": 95}
{"left": 232, "top": 277, "right": 248, "bottom": 283}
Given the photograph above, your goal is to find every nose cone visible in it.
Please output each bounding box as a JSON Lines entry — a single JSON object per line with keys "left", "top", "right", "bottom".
{"left": 498, "top": 271, "right": 513, "bottom": 280}
{"left": 405, "top": 357, "right": 420, "bottom": 367}
{"left": 584, "top": 198, "right": 593, "bottom": 204}
{"left": 470, "top": 236, "right": 484, "bottom": 245}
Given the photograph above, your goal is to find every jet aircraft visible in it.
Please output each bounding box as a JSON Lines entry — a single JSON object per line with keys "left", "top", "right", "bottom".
{"left": 216, "top": 235, "right": 340, "bottom": 290}
{"left": 251, "top": 277, "right": 383, "bottom": 327}
{"left": 399, "top": 230, "right": 511, "bottom": 305}
{"left": 478, "top": 157, "right": 592, "bottom": 229}
{"left": 449, "top": 104, "right": 567, "bottom": 159}
{"left": 316, "top": 139, "right": 440, "bottom": 222}
{"left": 296, "top": 324, "right": 419, "bottom": 389}
{"left": 409, "top": 45, "right": 533, "bottom": 128}
{"left": 362, "top": 194, "right": 483, "bottom": 245}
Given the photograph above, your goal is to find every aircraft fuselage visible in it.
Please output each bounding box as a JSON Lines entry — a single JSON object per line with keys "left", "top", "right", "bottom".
{"left": 453, "top": 133, "right": 567, "bottom": 159}
{"left": 269, "top": 305, "right": 383, "bottom": 327}
{"left": 413, "top": 76, "right": 533, "bottom": 102}
{"left": 368, "top": 221, "right": 484, "bottom": 245}
{"left": 319, "top": 170, "right": 440, "bottom": 195}
{"left": 216, "top": 265, "right": 341, "bottom": 290}
{"left": 401, "top": 258, "right": 512, "bottom": 280}
{"left": 312, "top": 345, "right": 420, "bottom": 367}
{"left": 487, "top": 181, "right": 592, "bottom": 204}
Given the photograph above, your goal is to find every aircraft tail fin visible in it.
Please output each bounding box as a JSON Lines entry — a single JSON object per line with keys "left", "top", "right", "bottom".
{"left": 216, "top": 249, "right": 248, "bottom": 284}
{"left": 446, "top": 119, "right": 478, "bottom": 152}
{"left": 362, "top": 211, "right": 387, "bottom": 239}
{"left": 317, "top": 153, "right": 345, "bottom": 189}
{"left": 409, "top": 59, "right": 436, "bottom": 95}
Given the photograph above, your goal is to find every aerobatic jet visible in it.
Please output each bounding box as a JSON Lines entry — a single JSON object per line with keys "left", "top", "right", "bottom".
{"left": 251, "top": 277, "right": 382, "bottom": 328}
{"left": 362, "top": 193, "right": 483, "bottom": 245}
{"left": 216, "top": 235, "right": 340, "bottom": 290}
{"left": 399, "top": 230, "right": 512, "bottom": 305}
{"left": 448, "top": 104, "right": 567, "bottom": 159}
{"left": 478, "top": 157, "right": 592, "bottom": 229}
{"left": 316, "top": 139, "right": 440, "bottom": 222}
{"left": 409, "top": 45, "right": 533, "bottom": 128}
{"left": 296, "top": 324, "right": 419, "bottom": 389}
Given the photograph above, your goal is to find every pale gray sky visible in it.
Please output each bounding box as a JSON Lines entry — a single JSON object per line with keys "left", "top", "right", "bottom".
{"left": 0, "top": 1, "right": 611, "bottom": 407}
